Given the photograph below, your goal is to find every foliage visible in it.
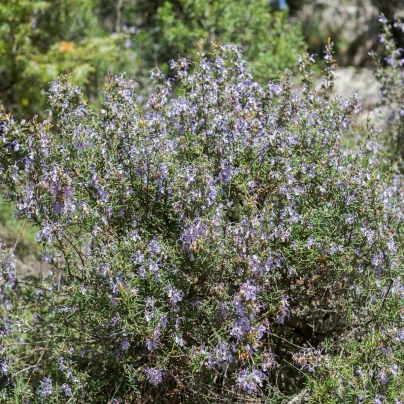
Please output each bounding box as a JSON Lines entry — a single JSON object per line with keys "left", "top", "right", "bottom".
{"left": 0, "top": 0, "right": 305, "bottom": 119}
{"left": 1, "top": 43, "right": 404, "bottom": 402}
{"left": 153, "top": 0, "right": 305, "bottom": 81}
{"left": 0, "top": 197, "right": 37, "bottom": 247}
{"left": 0, "top": 0, "right": 137, "bottom": 118}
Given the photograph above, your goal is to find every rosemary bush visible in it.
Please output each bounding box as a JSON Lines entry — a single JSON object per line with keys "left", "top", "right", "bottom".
{"left": 1, "top": 44, "right": 404, "bottom": 403}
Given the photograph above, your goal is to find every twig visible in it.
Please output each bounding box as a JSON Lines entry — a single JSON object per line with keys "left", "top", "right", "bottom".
{"left": 11, "top": 218, "right": 26, "bottom": 253}
{"left": 24, "top": 340, "right": 50, "bottom": 387}
{"left": 267, "top": 332, "right": 306, "bottom": 350}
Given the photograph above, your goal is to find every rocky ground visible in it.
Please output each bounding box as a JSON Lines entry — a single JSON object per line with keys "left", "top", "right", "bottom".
{"left": 333, "top": 67, "right": 387, "bottom": 127}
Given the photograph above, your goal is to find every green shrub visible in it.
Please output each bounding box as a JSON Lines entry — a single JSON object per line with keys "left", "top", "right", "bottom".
{"left": 153, "top": 0, "right": 305, "bottom": 80}
{"left": 0, "top": 0, "right": 305, "bottom": 120}
{"left": 0, "top": 0, "right": 137, "bottom": 118}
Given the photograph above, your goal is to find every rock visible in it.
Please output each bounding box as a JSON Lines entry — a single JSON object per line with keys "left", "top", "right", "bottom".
{"left": 294, "top": 0, "right": 380, "bottom": 67}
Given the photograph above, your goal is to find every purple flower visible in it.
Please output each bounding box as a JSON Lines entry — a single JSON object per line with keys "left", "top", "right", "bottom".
{"left": 37, "top": 376, "right": 53, "bottom": 398}
{"left": 371, "top": 251, "right": 384, "bottom": 270}
{"left": 110, "top": 313, "right": 120, "bottom": 327}
{"left": 211, "top": 341, "right": 234, "bottom": 370}
{"left": 230, "top": 316, "right": 251, "bottom": 339}
{"left": 378, "top": 14, "right": 387, "bottom": 24}
{"left": 374, "top": 395, "right": 385, "bottom": 404}
{"left": 390, "top": 364, "right": 399, "bottom": 377}
{"left": 145, "top": 367, "right": 164, "bottom": 386}
{"left": 341, "top": 118, "right": 350, "bottom": 131}
{"left": 278, "top": 295, "right": 291, "bottom": 324}
{"left": 58, "top": 357, "right": 67, "bottom": 371}
{"left": 268, "top": 83, "right": 282, "bottom": 96}
{"left": 219, "top": 163, "right": 234, "bottom": 185}
{"left": 0, "top": 360, "right": 8, "bottom": 375}
{"left": 288, "top": 133, "right": 298, "bottom": 146}
{"left": 166, "top": 284, "right": 184, "bottom": 312}
{"left": 173, "top": 331, "right": 185, "bottom": 346}
{"left": 378, "top": 368, "right": 389, "bottom": 384}
{"left": 180, "top": 218, "right": 207, "bottom": 257}
{"left": 387, "top": 236, "right": 397, "bottom": 254}
{"left": 345, "top": 213, "right": 356, "bottom": 225}
{"left": 306, "top": 237, "right": 316, "bottom": 249}
{"left": 146, "top": 337, "right": 158, "bottom": 351}
{"left": 160, "top": 315, "right": 168, "bottom": 327}
{"left": 262, "top": 352, "right": 277, "bottom": 371}
{"left": 60, "top": 383, "right": 72, "bottom": 397}
{"left": 120, "top": 339, "right": 130, "bottom": 351}
{"left": 361, "top": 226, "right": 374, "bottom": 245}
{"left": 144, "top": 297, "right": 155, "bottom": 321}
{"left": 239, "top": 281, "right": 258, "bottom": 301}
{"left": 53, "top": 201, "right": 64, "bottom": 215}
{"left": 394, "top": 22, "right": 404, "bottom": 32}
{"left": 236, "top": 368, "right": 267, "bottom": 395}
{"left": 148, "top": 238, "right": 162, "bottom": 255}
{"left": 356, "top": 367, "right": 365, "bottom": 379}
{"left": 385, "top": 57, "right": 396, "bottom": 67}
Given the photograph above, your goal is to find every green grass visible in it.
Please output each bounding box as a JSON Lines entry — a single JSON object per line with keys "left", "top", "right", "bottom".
{"left": 0, "top": 197, "right": 37, "bottom": 247}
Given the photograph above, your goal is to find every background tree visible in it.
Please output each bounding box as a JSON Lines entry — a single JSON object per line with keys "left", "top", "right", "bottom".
{"left": 0, "top": 0, "right": 304, "bottom": 118}
{"left": 0, "top": 0, "right": 137, "bottom": 118}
